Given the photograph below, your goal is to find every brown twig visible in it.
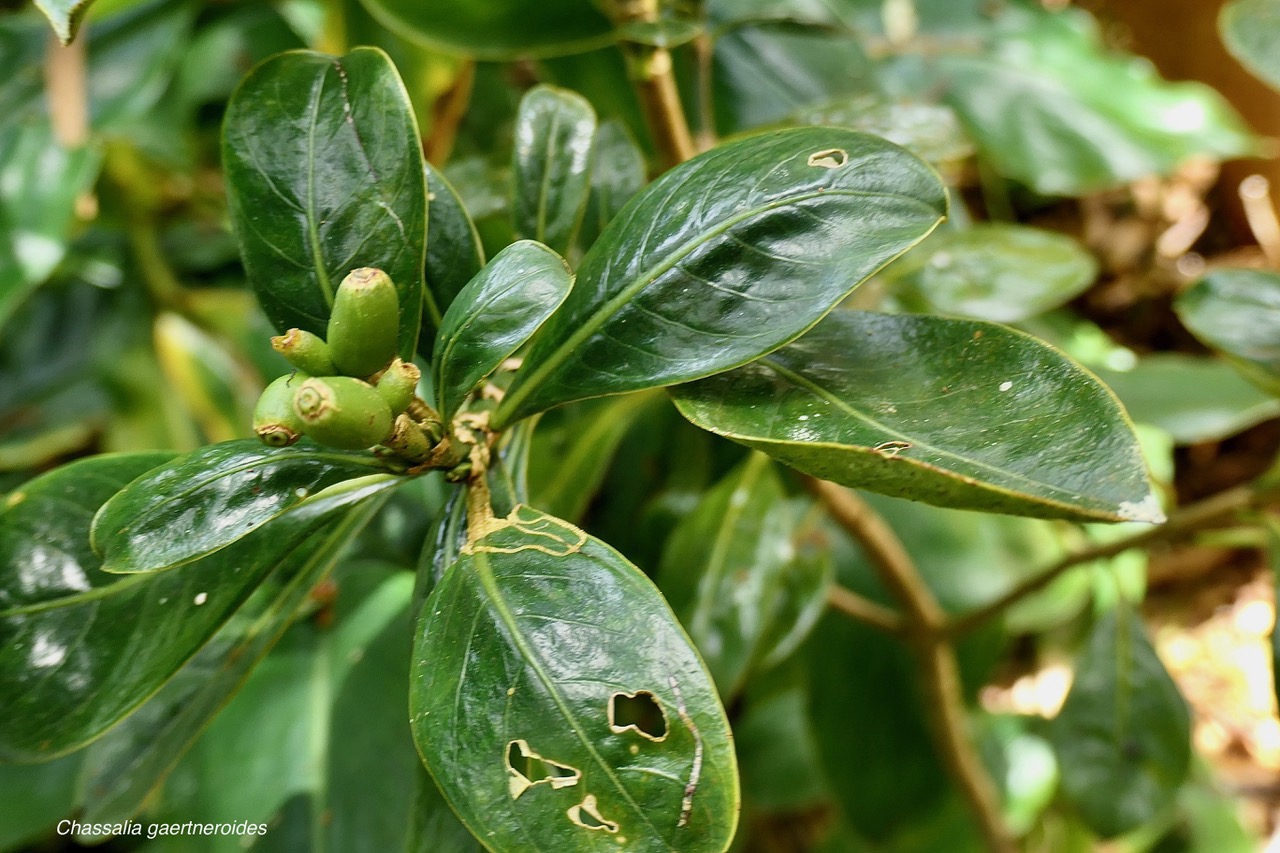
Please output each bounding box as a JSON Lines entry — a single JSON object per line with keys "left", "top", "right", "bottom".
{"left": 943, "top": 482, "right": 1280, "bottom": 638}
{"left": 605, "top": 0, "right": 697, "bottom": 169}
{"left": 825, "top": 584, "right": 904, "bottom": 634}
{"left": 804, "top": 477, "right": 1017, "bottom": 853}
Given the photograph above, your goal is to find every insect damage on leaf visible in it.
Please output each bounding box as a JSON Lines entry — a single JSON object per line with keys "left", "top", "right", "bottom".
{"left": 608, "top": 690, "right": 669, "bottom": 742}
{"left": 807, "top": 148, "right": 849, "bottom": 168}
{"left": 566, "top": 794, "right": 620, "bottom": 834}
{"left": 505, "top": 739, "right": 581, "bottom": 800}
{"left": 465, "top": 508, "right": 588, "bottom": 556}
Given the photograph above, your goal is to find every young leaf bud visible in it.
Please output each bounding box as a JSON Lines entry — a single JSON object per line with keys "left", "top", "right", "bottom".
{"left": 375, "top": 357, "right": 421, "bottom": 415}
{"left": 253, "top": 373, "right": 308, "bottom": 447}
{"left": 271, "top": 328, "right": 336, "bottom": 376}
{"left": 384, "top": 413, "right": 431, "bottom": 463}
{"left": 327, "top": 267, "right": 400, "bottom": 377}
{"left": 292, "top": 376, "right": 394, "bottom": 450}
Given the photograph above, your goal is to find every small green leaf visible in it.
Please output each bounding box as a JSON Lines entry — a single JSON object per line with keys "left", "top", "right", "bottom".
{"left": 1050, "top": 606, "right": 1191, "bottom": 837}
{"left": 942, "top": 10, "right": 1256, "bottom": 194}
{"left": 433, "top": 240, "right": 572, "bottom": 421}
{"left": 1175, "top": 269, "right": 1280, "bottom": 396}
{"left": 355, "top": 0, "right": 612, "bottom": 60}
{"left": 672, "top": 310, "right": 1161, "bottom": 523}
{"left": 411, "top": 504, "right": 739, "bottom": 852}
{"left": 889, "top": 224, "right": 1097, "bottom": 322}
{"left": 0, "top": 453, "right": 380, "bottom": 761}
{"left": 578, "top": 120, "right": 648, "bottom": 251}
{"left": 421, "top": 161, "right": 485, "bottom": 352}
{"left": 1221, "top": 0, "right": 1280, "bottom": 91}
{"left": 76, "top": 502, "right": 382, "bottom": 826}
{"left": 33, "top": 0, "right": 96, "bottom": 43}
{"left": 223, "top": 48, "right": 427, "bottom": 360}
{"left": 658, "top": 455, "right": 830, "bottom": 699}
{"left": 495, "top": 128, "right": 948, "bottom": 427}
{"left": 91, "top": 440, "right": 398, "bottom": 574}
{"left": 0, "top": 122, "right": 102, "bottom": 331}
{"left": 511, "top": 85, "right": 597, "bottom": 257}
{"left": 1097, "top": 354, "right": 1280, "bottom": 444}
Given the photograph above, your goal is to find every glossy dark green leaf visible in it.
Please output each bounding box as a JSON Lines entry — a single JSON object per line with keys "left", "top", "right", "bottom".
{"left": 941, "top": 9, "right": 1255, "bottom": 195}
{"left": 0, "top": 122, "right": 101, "bottom": 331}
{"left": 421, "top": 161, "right": 485, "bottom": 352}
{"left": 511, "top": 85, "right": 597, "bottom": 256}
{"left": 795, "top": 98, "right": 974, "bottom": 181}
{"left": 76, "top": 502, "right": 382, "bottom": 827}
{"left": 223, "top": 48, "right": 427, "bottom": 359}
{"left": 578, "top": 120, "right": 648, "bottom": 251}
{"left": 91, "top": 440, "right": 398, "bottom": 574}
{"left": 659, "top": 455, "right": 831, "bottom": 698}
{"left": 33, "top": 0, "right": 95, "bottom": 43}
{"left": 674, "top": 310, "right": 1160, "bottom": 522}
{"left": 355, "top": 0, "right": 612, "bottom": 60}
{"left": 1050, "top": 606, "right": 1191, "bottom": 837}
{"left": 0, "top": 454, "right": 380, "bottom": 761}
{"left": 1097, "top": 354, "right": 1280, "bottom": 444}
{"left": 495, "top": 128, "right": 948, "bottom": 427}
{"left": 888, "top": 224, "right": 1097, "bottom": 322}
{"left": 1175, "top": 269, "right": 1280, "bottom": 396}
{"left": 89, "top": 0, "right": 199, "bottom": 133}
{"left": 433, "top": 240, "right": 572, "bottom": 420}
{"left": 411, "top": 504, "right": 739, "bottom": 852}
{"left": 1221, "top": 0, "right": 1280, "bottom": 91}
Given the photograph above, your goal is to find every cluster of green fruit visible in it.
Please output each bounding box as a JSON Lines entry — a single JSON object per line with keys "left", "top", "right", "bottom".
{"left": 251, "top": 268, "right": 443, "bottom": 464}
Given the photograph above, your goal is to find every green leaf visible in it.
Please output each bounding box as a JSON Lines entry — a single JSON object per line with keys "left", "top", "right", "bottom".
{"left": 407, "top": 762, "right": 486, "bottom": 853}
{"left": 578, "top": 119, "right": 647, "bottom": 252}
{"left": 1221, "top": 0, "right": 1280, "bottom": 91}
{"left": 0, "top": 122, "right": 102, "bottom": 331}
{"left": 511, "top": 85, "right": 598, "bottom": 256}
{"left": 1175, "top": 269, "right": 1280, "bottom": 396}
{"left": 154, "top": 570, "right": 416, "bottom": 853}
{"left": 33, "top": 0, "right": 95, "bottom": 43}
{"left": 91, "top": 440, "right": 398, "bottom": 574}
{"left": 941, "top": 9, "right": 1256, "bottom": 195}
{"left": 421, "top": 161, "right": 485, "bottom": 351}
{"left": 0, "top": 453, "right": 379, "bottom": 761}
{"left": 495, "top": 128, "right": 948, "bottom": 427}
{"left": 0, "top": 754, "right": 82, "bottom": 848}
{"left": 1050, "top": 606, "right": 1191, "bottom": 837}
{"left": 658, "top": 454, "right": 831, "bottom": 699}
{"left": 1097, "top": 354, "right": 1280, "bottom": 445}
{"left": 411, "top": 504, "right": 739, "bottom": 852}
{"left": 223, "top": 47, "right": 427, "bottom": 360}
{"left": 355, "top": 0, "right": 612, "bottom": 60}
{"left": 528, "top": 392, "right": 658, "bottom": 523}
{"left": 75, "top": 503, "right": 382, "bottom": 828}
{"left": 888, "top": 224, "right": 1097, "bottom": 322}
{"left": 433, "top": 240, "right": 573, "bottom": 421}
{"left": 672, "top": 310, "right": 1161, "bottom": 523}
{"left": 794, "top": 98, "right": 975, "bottom": 180}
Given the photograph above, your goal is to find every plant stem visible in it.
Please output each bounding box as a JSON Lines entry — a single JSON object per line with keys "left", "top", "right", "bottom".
{"left": 606, "top": 1, "right": 697, "bottom": 168}
{"left": 943, "top": 481, "right": 1280, "bottom": 638}
{"left": 826, "top": 584, "right": 904, "bottom": 634}
{"left": 804, "top": 477, "right": 1017, "bottom": 853}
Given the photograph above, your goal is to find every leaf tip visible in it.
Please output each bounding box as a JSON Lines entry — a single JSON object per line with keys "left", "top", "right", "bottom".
{"left": 1116, "top": 493, "right": 1165, "bottom": 525}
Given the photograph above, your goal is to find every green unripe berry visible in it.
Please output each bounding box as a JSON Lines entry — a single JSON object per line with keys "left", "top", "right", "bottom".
{"left": 271, "top": 328, "right": 336, "bottom": 376}
{"left": 376, "top": 358, "right": 421, "bottom": 414}
{"left": 253, "top": 373, "right": 308, "bottom": 447}
{"left": 327, "top": 267, "right": 400, "bottom": 378}
{"left": 292, "top": 376, "right": 393, "bottom": 450}
{"left": 384, "top": 413, "right": 431, "bottom": 463}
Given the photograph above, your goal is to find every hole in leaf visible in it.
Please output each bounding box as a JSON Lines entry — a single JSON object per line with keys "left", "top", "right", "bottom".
{"left": 567, "top": 794, "right": 619, "bottom": 833}
{"left": 505, "top": 739, "right": 581, "bottom": 800}
{"left": 608, "top": 691, "right": 668, "bottom": 742}
{"left": 807, "top": 148, "right": 848, "bottom": 169}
